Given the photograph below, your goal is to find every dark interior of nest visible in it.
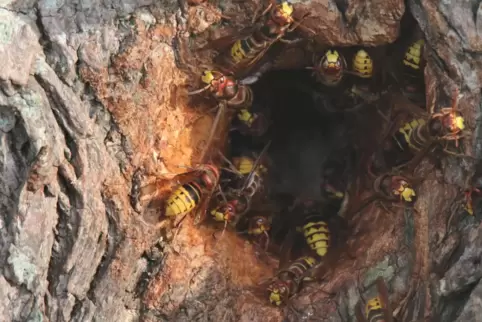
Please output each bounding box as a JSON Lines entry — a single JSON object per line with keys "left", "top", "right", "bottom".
{"left": 135, "top": 10, "right": 462, "bottom": 305}
{"left": 217, "top": 77, "right": 373, "bottom": 257}
{"left": 145, "top": 14, "right": 433, "bottom": 251}
{"left": 209, "top": 27, "right": 429, "bottom": 260}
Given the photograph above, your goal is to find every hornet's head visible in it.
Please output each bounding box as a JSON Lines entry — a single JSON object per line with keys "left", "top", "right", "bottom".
{"left": 365, "top": 296, "right": 384, "bottom": 318}
{"left": 267, "top": 280, "right": 290, "bottom": 306}
{"left": 201, "top": 70, "right": 230, "bottom": 92}
{"left": 248, "top": 216, "right": 271, "bottom": 235}
{"left": 272, "top": 1, "right": 294, "bottom": 25}
{"left": 446, "top": 113, "right": 465, "bottom": 132}
{"left": 392, "top": 179, "right": 416, "bottom": 203}
{"left": 201, "top": 70, "right": 215, "bottom": 84}
{"left": 210, "top": 202, "right": 237, "bottom": 222}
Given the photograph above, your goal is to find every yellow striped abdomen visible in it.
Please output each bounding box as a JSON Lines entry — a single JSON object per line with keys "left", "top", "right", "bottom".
{"left": 403, "top": 39, "right": 424, "bottom": 71}
{"left": 394, "top": 118, "right": 426, "bottom": 151}
{"left": 232, "top": 157, "right": 255, "bottom": 175}
{"left": 366, "top": 297, "right": 385, "bottom": 321}
{"left": 352, "top": 49, "right": 373, "bottom": 78}
{"left": 269, "top": 256, "right": 318, "bottom": 306}
{"left": 282, "top": 256, "right": 318, "bottom": 281}
{"left": 231, "top": 40, "right": 247, "bottom": 63}
{"left": 165, "top": 182, "right": 201, "bottom": 217}
{"left": 230, "top": 36, "right": 264, "bottom": 64}
{"left": 303, "top": 220, "right": 330, "bottom": 257}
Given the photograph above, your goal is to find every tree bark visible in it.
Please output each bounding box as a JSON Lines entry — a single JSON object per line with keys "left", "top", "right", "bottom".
{"left": 0, "top": 0, "right": 481, "bottom": 321}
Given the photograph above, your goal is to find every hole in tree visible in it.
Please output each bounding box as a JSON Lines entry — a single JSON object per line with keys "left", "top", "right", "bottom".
{"left": 214, "top": 15, "right": 429, "bottom": 305}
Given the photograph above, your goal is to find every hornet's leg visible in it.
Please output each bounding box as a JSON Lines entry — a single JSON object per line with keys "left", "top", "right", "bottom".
{"left": 199, "top": 102, "right": 225, "bottom": 163}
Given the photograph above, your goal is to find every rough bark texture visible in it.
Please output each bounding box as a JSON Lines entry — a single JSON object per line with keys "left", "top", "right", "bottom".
{"left": 0, "top": 0, "right": 481, "bottom": 321}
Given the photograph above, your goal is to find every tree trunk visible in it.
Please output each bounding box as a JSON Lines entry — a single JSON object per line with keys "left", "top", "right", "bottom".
{"left": 0, "top": 0, "right": 481, "bottom": 321}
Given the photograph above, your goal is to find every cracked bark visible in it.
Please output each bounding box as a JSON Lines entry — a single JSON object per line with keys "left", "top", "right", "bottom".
{"left": 1, "top": 0, "right": 482, "bottom": 321}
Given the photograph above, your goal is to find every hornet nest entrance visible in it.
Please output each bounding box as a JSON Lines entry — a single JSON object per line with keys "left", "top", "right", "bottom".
{"left": 133, "top": 3, "right": 474, "bottom": 320}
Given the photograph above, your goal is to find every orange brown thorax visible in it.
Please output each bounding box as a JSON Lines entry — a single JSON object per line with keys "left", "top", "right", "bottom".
{"left": 260, "top": 2, "right": 294, "bottom": 38}
{"left": 323, "top": 59, "right": 342, "bottom": 74}
{"left": 441, "top": 110, "right": 464, "bottom": 134}
{"left": 200, "top": 165, "right": 220, "bottom": 190}
{"left": 270, "top": 4, "right": 293, "bottom": 27}
{"left": 210, "top": 75, "right": 239, "bottom": 100}
{"left": 391, "top": 178, "right": 407, "bottom": 192}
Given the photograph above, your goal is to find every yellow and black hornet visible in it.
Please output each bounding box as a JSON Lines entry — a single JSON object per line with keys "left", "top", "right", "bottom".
{"left": 402, "top": 39, "right": 425, "bottom": 97}
{"left": 210, "top": 142, "right": 271, "bottom": 232}
{"left": 309, "top": 49, "right": 347, "bottom": 87}
{"left": 372, "top": 174, "right": 416, "bottom": 204}
{"left": 245, "top": 215, "right": 272, "bottom": 250}
{"left": 300, "top": 213, "right": 332, "bottom": 258}
{"left": 355, "top": 276, "right": 394, "bottom": 322}
{"left": 392, "top": 89, "right": 466, "bottom": 155}
{"left": 188, "top": 70, "right": 253, "bottom": 110}
{"left": 188, "top": 70, "right": 256, "bottom": 159}
{"left": 347, "top": 49, "right": 381, "bottom": 104}
{"left": 210, "top": 0, "right": 311, "bottom": 78}
{"left": 164, "top": 164, "right": 221, "bottom": 224}
{"left": 267, "top": 256, "right": 319, "bottom": 306}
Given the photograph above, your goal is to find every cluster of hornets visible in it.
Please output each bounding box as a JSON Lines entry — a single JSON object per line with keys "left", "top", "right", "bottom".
{"left": 133, "top": 0, "right": 475, "bottom": 320}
